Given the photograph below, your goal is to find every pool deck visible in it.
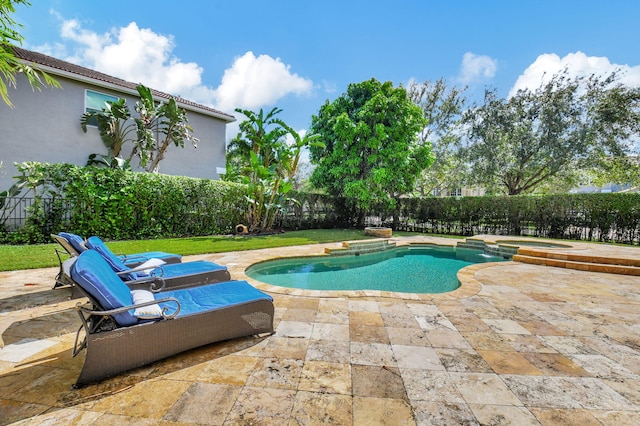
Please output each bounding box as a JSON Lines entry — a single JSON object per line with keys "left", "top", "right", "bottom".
{"left": 1, "top": 235, "right": 640, "bottom": 425}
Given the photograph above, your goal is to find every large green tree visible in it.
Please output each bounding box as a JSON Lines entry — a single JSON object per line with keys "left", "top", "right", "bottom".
{"left": 461, "top": 71, "right": 640, "bottom": 195}
{"left": 408, "top": 78, "right": 468, "bottom": 196}
{"left": 1, "top": 0, "right": 59, "bottom": 106}
{"left": 310, "top": 78, "right": 432, "bottom": 228}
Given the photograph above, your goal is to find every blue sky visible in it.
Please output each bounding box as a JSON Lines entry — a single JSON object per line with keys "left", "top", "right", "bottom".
{"left": 14, "top": 0, "right": 640, "bottom": 139}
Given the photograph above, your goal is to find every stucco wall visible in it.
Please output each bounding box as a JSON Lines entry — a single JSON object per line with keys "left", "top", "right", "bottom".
{"left": 0, "top": 74, "right": 230, "bottom": 191}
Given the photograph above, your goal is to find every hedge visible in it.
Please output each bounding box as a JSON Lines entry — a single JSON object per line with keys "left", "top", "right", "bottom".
{"left": 0, "top": 163, "right": 248, "bottom": 243}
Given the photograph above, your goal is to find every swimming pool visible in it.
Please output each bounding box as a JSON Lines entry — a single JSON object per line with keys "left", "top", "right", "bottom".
{"left": 246, "top": 245, "right": 505, "bottom": 294}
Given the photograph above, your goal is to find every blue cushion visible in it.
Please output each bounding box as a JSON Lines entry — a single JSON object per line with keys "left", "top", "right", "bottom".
{"left": 146, "top": 260, "right": 227, "bottom": 279}
{"left": 60, "top": 232, "right": 87, "bottom": 254}
{"left": 158, "top": 280, "right": 273, "bottom": 317}
{"left": 121, "top": 251, "right": 182, "bottom": 266}
{"left": 71, "top": 250, "right": 138, "bottom": 326}
{"left": 86, "top": 236, "right": 138, "bottom": 281}
{"left": 87, "top": 236, "right": 226, "bottom": 282}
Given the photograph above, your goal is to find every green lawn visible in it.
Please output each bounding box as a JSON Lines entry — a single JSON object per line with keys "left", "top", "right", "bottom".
{"left": 1, "top": 229, "right": 429, "bottom": 272}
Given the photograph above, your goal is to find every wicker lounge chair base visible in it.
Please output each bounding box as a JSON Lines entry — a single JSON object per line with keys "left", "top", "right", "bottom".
{"left": 70, "top": 250, "right": 275, "bottom": 387}
{"left": 74, "top": 299, "right": 274, "bottom": 387}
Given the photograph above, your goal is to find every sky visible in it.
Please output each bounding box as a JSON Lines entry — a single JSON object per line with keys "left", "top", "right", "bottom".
{"left": 13, "top": 0, "right": 640, "bottom": 142}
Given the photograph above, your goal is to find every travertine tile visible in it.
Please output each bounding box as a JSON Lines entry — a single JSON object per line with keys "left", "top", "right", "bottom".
{"left": 350, "top": 342, "right": 396, "bottom": 367}
{"left": 450, "top": 372, "right": 523, "bottom": 406}
{"left": 468, "top": 404, "right": 540, "bottom": 426}
{"left": 311, "top": 322, "right": 350, "bottom": 341}
{"left": 352, "top": 396, "right": 414, "bottom": 426}
{"left": 392, "top": 345, "right": 444, "bottom": 370}
{"left": 246, "top": 358, "right": 303, "bottom": 390}
{"left": 224, "top": 386, "right": 297, "bottom": 425}
{"left": 163, "top": 382, "right": 241, "bottom": 424}
{"left": 477, "top": 350, "right": 544, "bottom": 375}
{"left": 306, "top": 339, "right": 350, "bottom": 363}
{"left": 289, "top": 391, "right": 352, "bottom": 426}
{"left": 434, "top": 347, "right": 493, "bottom": 373}
{"left": 400, "top": 369, "right": 465, "bottom": 403}
{"left": 299, "top": 361, "right": 351, "bottom": 395}
{"left": 529, "top": 407, "right": 602, "bottom": 425}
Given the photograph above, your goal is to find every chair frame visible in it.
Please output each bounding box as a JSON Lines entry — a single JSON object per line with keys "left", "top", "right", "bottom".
{"left": 71, "top": 276, "right": 274, "bottom": 387}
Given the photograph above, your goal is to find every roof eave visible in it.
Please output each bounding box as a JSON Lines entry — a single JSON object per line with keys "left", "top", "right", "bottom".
{"left": 25, "top": 61, "right": 236, "bottom": 123}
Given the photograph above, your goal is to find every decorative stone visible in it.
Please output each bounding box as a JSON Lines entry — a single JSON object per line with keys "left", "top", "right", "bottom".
{"left": 364, "top": 227, "right": 392, "bottom": 238}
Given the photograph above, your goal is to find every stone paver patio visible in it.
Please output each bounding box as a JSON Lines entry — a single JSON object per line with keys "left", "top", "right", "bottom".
{"left": 1, "top": 235, "right": 639, "bottom": 425}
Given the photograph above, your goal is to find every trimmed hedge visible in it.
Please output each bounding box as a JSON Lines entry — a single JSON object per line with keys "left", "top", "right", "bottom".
{"left": 0, "top": 163, "right": 248, "bottom": 243}
{"left": 391, "top": 194, "right": 639, "bottom": 243}
{"left": 282, "top": 192, "right": 640, "bottom": 245}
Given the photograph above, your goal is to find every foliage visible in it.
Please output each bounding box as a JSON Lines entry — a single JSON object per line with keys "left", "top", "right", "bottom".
{"left": 408, "top": 78, "right": 469, "bottom": 196}
{"left": 0, "top": 162, "right": 247, "bottom": 243}
{"left": 461, "top": 71, "right": 640, "bottom": 195}
{"left": 227, "top": 107, "right": 322, "bottom": 233}
{"left": 0, "top": 0, "right": 60, "bottom": 106}
{"left": 80, "top": 84, "right": 198, "bottom": 172}
{"left": 310, "top": 78, "right": 433, "bottom": 228}
{"left": 393, "top": 192, "right": 640, "bottom": 244}
{"left": 590, "top": 155, "right": 640, "bottom": 188}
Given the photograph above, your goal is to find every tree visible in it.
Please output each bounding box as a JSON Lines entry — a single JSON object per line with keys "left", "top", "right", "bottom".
{"left": 310, "top": 78, "right": 432, "bottom": 228}
{"left": 1, "top": 0, "right": 60, "bottom": 106}
{"left": 228, "top": 107, "right": 322, "bottom": 232}
{"left": 408, "top": 78, "right": 468, "bottom": 196}
{"left": 461, "top": 71, "right": 640, "bottom": 195}
{"left": 81, "top": 84, "right": 198, "bottom": 172}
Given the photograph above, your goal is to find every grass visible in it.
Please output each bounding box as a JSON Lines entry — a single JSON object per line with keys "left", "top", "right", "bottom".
{"left": 1, "top": 229, "right": 434, "bottom": 272}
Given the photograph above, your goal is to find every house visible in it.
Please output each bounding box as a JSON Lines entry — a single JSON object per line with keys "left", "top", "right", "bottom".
{"left": 0, "top": 47, "right": 235, "bottom": 191}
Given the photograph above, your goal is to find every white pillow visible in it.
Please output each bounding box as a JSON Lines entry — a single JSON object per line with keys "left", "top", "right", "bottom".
{"left": 131, "top": 289, "right": 162, "bottom": 319}
{"left": 136, "top": 258, "right": 166, "bottom": 275}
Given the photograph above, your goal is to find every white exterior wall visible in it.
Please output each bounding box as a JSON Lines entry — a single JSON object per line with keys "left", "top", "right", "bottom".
{"left": 0, "top": 73, "right": 230, "bottom": 191}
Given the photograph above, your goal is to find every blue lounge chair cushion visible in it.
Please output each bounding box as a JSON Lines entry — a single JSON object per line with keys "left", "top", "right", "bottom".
{"left": 71, "top": 250, "right": 138, "bottom": 326}
{"left": 157, "top": 280, "right": 273, "bottom": 317}
{"left": 121, "top": 252, "right": 182, "bottom": 266}
{"left": 86, "top": 236, "right": 139, "bottom": 280}
{"left": 60, "top": 232, "right": 87, "bottom": 254}
{"left": 86, "top": 236, "right": 227, "bottom": 281}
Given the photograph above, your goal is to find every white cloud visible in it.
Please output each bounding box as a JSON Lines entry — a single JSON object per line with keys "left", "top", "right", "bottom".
{"left": 509, "top": 51, "right": 640, "bottom": 97}
{"left": 458, "top": 52, "right": 498, "bottom": 84}
{"left": 46, "top": 15, "right": 313, "bottom": 116}
{"left": 213, "top": 51, "right": 313, "bottom": 111}
{"left": 60, "top": 20, "right": 204, "bottom": 97}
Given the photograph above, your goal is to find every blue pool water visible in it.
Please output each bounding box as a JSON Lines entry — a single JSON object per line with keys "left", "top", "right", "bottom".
{"left": 246, "top": 246, "right": 505, "bottom": 294}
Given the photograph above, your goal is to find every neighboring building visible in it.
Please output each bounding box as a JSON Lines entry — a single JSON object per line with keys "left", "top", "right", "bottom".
{"left": 432, "top": 187, "right": 485, "bottom": 197}
{"left": 0, "top": 47, "right": 235, "bottom": 191}
{"left": 570, "top": 183, "right": 634, "bottom": 194}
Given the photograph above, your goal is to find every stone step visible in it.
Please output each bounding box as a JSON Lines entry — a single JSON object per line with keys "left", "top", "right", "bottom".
{"left": 516, "top": 248, "right": 640, "bottom": 268}
{"left": 512, "top": 254, "right": 640, "bottom": 276}
{"left": 325, "top": 239, "right": 396, "bottom": 256}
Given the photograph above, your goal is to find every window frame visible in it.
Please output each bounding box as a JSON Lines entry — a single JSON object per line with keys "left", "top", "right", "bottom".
{"left": 84, "top": 89, "right": 120, "bottom": 127}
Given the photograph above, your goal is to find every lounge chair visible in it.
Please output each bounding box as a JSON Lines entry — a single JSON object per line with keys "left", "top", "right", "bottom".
{"left": 53, "top": 232, "right": 183, "bottom": 266}
{"left": 70, "top": 250, "right": 274, "bottom": 387}
{"left": 85, "top": 236, "right": 232, "bottom": 290}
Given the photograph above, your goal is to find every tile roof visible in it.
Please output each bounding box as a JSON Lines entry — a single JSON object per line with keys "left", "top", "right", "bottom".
{"left": 12, "top": 46, "right": 235, "bottom": 122}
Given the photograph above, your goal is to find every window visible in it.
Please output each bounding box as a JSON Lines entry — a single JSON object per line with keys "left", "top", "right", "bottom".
{"left": 84, "top": 90, "right": 119, "bottom": 126}
{"left": 449, "top": 188, "right": 462, "bottom": 197}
